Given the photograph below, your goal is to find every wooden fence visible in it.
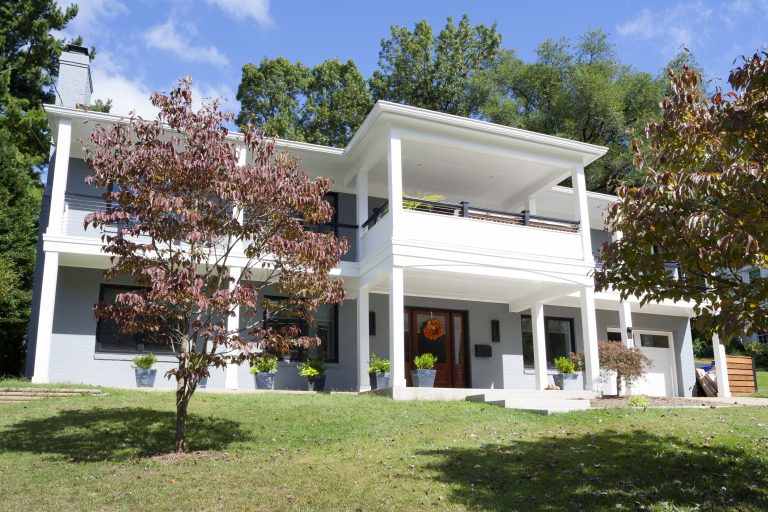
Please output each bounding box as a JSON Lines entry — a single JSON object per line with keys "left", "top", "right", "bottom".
{"left": 727, "top": 355, "right": 758, "bottom": 394}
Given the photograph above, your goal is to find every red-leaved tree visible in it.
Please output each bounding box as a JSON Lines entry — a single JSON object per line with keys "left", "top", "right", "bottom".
{"left": 84, "top": 80, "right": 347, "bottom": 452}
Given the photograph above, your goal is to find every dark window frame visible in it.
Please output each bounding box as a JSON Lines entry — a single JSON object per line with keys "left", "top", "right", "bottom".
{"left": 262, "top": 295, "right": 339, "bottom": 363}
{"left": 95, "top": 284, "right": 177, "bottom": 355}
{"left": 520, "top": 315, "right": 576, "bottom": 369}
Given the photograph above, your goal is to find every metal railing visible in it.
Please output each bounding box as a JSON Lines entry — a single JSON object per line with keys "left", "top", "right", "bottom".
{"left": 363, "top": 196, "right": 581, "bottom": 233}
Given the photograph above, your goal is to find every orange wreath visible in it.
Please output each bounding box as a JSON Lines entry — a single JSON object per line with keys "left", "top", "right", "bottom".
{"left": 422, "top": 317, "right": 444, "bottom": 341}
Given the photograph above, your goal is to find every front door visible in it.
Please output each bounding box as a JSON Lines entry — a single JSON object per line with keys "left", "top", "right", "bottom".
{"left": 633, "top": 330, "right": 677, "bottom": 397}
{"left": 405, "top": 308, "right": 468, "bottom": 388}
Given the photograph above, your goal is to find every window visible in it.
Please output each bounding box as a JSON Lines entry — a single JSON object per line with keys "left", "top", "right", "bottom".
{"left": 606, "top": 331, "right": 623, "bottom": 342}
{"left": 749, "top": 268, "right": 762, "bottom": 282}
{"left": 263, "top": 298, "right": 338, "bottom": 363}
{"left": 639, "top": 333, "right": 670, "bottom": 348}
{"left": 757, "top": 332, "right": 768, "bottom": 344}
{"left": 521, "top": 316, "right": 575, "bottom": 368}
{"left": 95, "top": 285, "right": 175, "bottom": 354}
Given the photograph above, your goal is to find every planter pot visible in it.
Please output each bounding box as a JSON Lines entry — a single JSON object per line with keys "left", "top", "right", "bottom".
{"left": 553, "top": 373, "right": 583, "bottom": 391}
{"left": 254, "top": 372, "right": 276, "bottom": 390}
{"left": 369, "top": 371, "right": 391, "bottom": 390}
{"left": 411, "top": 369, "right": 436, "bottom": 388}
{"left": 134, "top": 368, "right": 156, "bottom": 388}
{"left": 307, "top": 374, "right": 327, "bottom": 392}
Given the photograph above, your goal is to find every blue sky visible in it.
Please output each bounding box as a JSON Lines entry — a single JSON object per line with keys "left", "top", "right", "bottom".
{"left": 57, "top": 0, "right": 768, "bottom": 118}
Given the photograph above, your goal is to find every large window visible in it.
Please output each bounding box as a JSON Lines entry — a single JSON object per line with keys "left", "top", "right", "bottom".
{"left": 95, "top": 285, "right": 175, "bottom": 354}
{"left": 263, "top": 298, "right": 338, "bottom": 363}
{"left": 521, "top": 315, "right": 575, "bottom": 368}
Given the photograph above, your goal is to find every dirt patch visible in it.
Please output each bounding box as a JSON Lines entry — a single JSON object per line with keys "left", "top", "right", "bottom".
{"left": 146, "top": 450, "right": 228, "bottom": 463}
{"left": 592, "top": 396, "right": 721, "bottom": 408}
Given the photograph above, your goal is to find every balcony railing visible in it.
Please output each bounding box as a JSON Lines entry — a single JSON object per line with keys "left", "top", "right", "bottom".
{"left": 362, "top": 196, "right": 580, "bottom": 233}
{"left": 61, "top": 193, "right": 359, "bottom": 261}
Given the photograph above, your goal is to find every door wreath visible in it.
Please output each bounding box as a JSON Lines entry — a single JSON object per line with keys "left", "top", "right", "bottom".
{"left": 422, "top": 317, "right": 444, "bottom": 341}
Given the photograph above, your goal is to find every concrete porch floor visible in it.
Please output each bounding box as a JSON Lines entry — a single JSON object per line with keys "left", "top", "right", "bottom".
{"left": 362, "top": 386, "right": 595, "bottom": 414}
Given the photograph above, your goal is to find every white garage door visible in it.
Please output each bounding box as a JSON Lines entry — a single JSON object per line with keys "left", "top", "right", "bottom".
{"left": 632, "top": 331, "right": 677, "bottom": 397}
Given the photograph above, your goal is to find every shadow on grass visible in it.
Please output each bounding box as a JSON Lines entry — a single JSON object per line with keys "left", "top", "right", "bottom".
{"left": 0, "top": 407, "right": 245, "bottom": 462}
{"left": 420, "top": 429, "right": 768, "bottom": 511}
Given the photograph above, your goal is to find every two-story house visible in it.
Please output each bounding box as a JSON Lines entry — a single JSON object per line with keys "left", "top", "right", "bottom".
{"left": 26, "top": 46, "right": 709, "bottom": 398}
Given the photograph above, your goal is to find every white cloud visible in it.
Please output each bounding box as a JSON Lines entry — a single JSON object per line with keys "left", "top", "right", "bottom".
{"left": 617, "top": 2, "right": 713, "bottom": 53}
{"left": 143, "top": 19, "right": 229, "bottom": 67}
{"left": 205, "top": 0, "right": 272, "bottom": 27}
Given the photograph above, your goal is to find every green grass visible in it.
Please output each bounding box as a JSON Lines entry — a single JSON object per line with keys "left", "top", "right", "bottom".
{"left": 747, "top": 369, "right": 768, "bottom": 398}
{"left": 0, "top": 388, "right": 767, "bottom": 511}
{"left": 0, "top": 378, "right": 99, "bottom": 389}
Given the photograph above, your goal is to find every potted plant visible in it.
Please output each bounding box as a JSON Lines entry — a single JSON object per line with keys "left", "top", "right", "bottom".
{"left": 250, "top": 354, "right": 279, "bottom": 390}
{"left": 132, "top": 353, "right": 157, "bottom": 388}
{"left": 553, "top": 355, "right": 583, "bottom": 391}
{"left": 368, "top": 353, "right": 391, "bottom": 390}
{"left": 411, "top": 353, "right": 437, "bottom": 388}
{"left": 298, "top": 357, "right": 327, "bottom": 392}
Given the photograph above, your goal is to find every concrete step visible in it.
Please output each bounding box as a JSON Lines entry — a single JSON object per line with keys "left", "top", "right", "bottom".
{"left": 484, "top": 398, "right": 591, "bottom": 414}
{"left": 0, "top": 387, "right": 103, "bottom": 394}
{"left": 0, "top": 396, "right": 46, "bottom": 402}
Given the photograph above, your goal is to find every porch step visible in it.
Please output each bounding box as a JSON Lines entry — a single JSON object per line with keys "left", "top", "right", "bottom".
{"left": 0, "top": 387, "right": 105, "bottom": 404}
{"left": 466, "top": 391, "right": 592, "bottom": 414}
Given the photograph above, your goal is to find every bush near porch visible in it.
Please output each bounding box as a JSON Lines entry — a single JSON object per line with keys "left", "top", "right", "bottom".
{"left": 0, "top": 384, "right": 766, "bottom": 511}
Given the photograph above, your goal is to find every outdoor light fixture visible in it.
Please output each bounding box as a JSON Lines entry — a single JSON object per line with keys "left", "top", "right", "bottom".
{"left": 626, "top": 327, "right": 633, "bottom": 339}
{"left": 369, "top": 312, "right": 376, "bottom": 336}
{"left": 491, "top": 319, "right": 500, "bottom": 342}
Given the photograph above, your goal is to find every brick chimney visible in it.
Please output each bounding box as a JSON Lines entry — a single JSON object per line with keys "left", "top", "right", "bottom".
{"left": 56, "top": 44, "right": 92, "bottom": 108}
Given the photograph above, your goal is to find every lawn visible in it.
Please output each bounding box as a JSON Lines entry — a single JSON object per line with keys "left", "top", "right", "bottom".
{"left": 749, "top": 369, "right": 768, "bottom": 398}
{"left": 0, "top": 387, "right": 767, "bottom": 511}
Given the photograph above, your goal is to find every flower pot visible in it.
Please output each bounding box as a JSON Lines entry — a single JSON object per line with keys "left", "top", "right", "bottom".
{"left": 254, "top": 372, "right": 275, "bottom": 390}
{"left": 553, "top": 373, "right": 583, "bottom": 391}
{"left": 411, "top": 369, "right": 436, "bottom": 388}
{"left": 307, "top": 374, "right": 326, "bottom": 392}
{"left": 369, "top": 371, "right": 391, "bottom": 390}
{"left": 134, "top": 368, "right": 156, "bottom": 388}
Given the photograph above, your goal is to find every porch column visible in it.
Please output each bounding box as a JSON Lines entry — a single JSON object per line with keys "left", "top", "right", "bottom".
{"left": 31, "top": 251, "right": 59, "bottom": 383}
{"left": 531, "top": 301, "right": 547, "bottom": 390}
{"left": 47, "top": 119, "right": 72, "bottom": 236}
{"left": 712, "top": 334, "right": 731, "bottom": 397}
{"left": 387, "top": 127, "right": 403, "bottom": 228}
{"left": 619, "top": 300, "right": 633, "bottom": 348}
{"left": 357, "top": 286, "right": 371, "bottom": 391}
{"left": 224, "top": 266, "right": 242, "bottom": 390}
{"left": 526, "top": 196, "right": 537, "bottom": 215}
{"left": 389, "top": 266, "right": 406, "bottom": 387}
{"left": 356, "top": 172, "right": 368, "bottom": 235}
{"left": 571, "top": 165, "right": 594, "bottom": 263}
{"left": 579, "top": 285, "right": 600, "bottom": 390}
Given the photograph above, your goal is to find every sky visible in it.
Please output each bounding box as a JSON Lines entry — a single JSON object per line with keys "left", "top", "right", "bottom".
{"left": 55, "top": 0, "right": 768, "bottom": 119}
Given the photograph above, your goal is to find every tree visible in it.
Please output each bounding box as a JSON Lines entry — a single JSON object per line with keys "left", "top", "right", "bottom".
{"left": 597, "top": 341, "right": 651, "bottom": 395}
{"left": 84, "top": 81, "right": 347, "bottom": 451}
{"left": 480, "top": 29, "right": 665, "bottom": 192}
{"left": 370, "top": 15, "right": 502, "bottom": 117}
{"left": 594, "top": 53, "right": 768, "bottom": 342}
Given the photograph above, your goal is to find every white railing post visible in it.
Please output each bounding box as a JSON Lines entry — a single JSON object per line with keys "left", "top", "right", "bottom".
{"left": 712, "top": 334, "right": 731, "bottom": 397}
{"left": 571, "top": 165, "right": 594, "bottom": 263}
{"left": 387, "top": 127, "right": 403, "bottom": 232}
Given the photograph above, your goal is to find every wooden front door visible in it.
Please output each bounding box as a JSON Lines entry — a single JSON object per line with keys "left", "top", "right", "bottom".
{"left": 405, "top": 308, "right": 468, "bottom": 388}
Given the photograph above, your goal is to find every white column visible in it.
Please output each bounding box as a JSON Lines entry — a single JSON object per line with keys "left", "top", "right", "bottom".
{"left": 579, "top": 285, "right": 600, "bottom": 390}
{"left": 389, "top": 266, "right": 406, "bottom": 387}
{"left": 224, "top": 266, "right": 242, "bottom": 390}
{"left": 356, "top": 172, "right": 369, "bottom": 236}
{"left": 31, "top": 252, "right": 59, "bottom": 383}
{"left": 526, "top": 196, "right": 537, "bottom": 215}
{"left": 387, "top": 127, "right": 403, "bottom": 229}
{"left": 357, "top": 286, "right": 371, "bottom": 391}
{"left": 47, "top": 119, "right": 72, "bottom": 236}
{"left": 572, "top": 165, "right": 594, "bottom": 263}
{"left": 619, "top": 301, "right": 633, "bottom": 348}
{"left": 531, "top": 301, "right": 547, "bottom": 390}
{"left": 712, "top": 334, "right": 731, "bottom": 397}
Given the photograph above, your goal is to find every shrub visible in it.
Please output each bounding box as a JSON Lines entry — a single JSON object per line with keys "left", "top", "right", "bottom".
{"left": 568, "top": 352, "right": 585, "bottom": 372}
{"left": 413, "top": 353, "right": 437, "bottom": 370}
{"left": 743, "top": 342, "right": 768, "bottom": 368}
{"left": 553, "top": 356, "right": 575, "bottom": 374}
{"left": 132, "top": 353, "right": 157, "bottom": 370}
{"left": 368, "top": 353, "right": 391, "bottom": 373}
{"left": 249, "top": 354, "right": 279, "bottom": 374}
{"left": 298, "top": 357, "right": 327, "bottom": 378}
{"left": 692, "top": 337, "right": 714, "bottom": 359}
{"left": 598, "top": 341, "right": 651, "bottom": 394}
{"left": 628, "top": 395, "right": 651, "bottom": 408}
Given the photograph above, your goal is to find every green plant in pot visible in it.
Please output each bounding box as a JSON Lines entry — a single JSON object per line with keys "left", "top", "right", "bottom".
{"left": 367, "top": 353, "right": 391, "bottom": 390}
{"left": 249, "top": 354, "right": 279, "bottom": 390}
{"left": 298, "top": 357, "right": 327, "bottom": 392}
{"left": 553, "top": 355, "right": 583, "bottom": 391}
{"left": 411, "top": 353, "right": 437, "bottom": 388}
{"left": 132, "top": 353, "right": 157, "bottom": 388}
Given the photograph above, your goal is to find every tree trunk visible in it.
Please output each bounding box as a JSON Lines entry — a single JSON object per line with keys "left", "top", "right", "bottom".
{"left": 175, "top": 378, "right": 189, "bottom": 452}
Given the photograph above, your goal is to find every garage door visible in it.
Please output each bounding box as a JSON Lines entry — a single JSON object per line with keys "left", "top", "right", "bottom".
{"left": 632, "top": 331, "right": 677, "bottom": 397}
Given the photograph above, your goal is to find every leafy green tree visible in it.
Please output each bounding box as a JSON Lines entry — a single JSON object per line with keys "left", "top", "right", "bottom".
{"left": 595, "top": 53, "right": 768, "bottom": 341}
{"left": 370, "top": 15, "right": 502, "bottom": 117}
{"left": 480, "top": 30, "right": 665, "bottom": 191}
